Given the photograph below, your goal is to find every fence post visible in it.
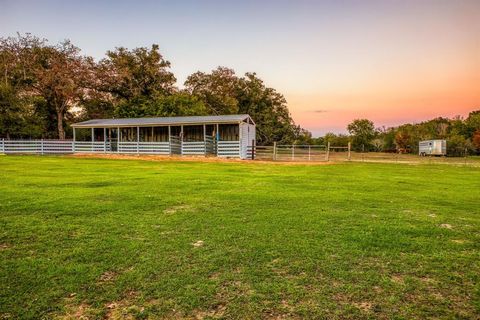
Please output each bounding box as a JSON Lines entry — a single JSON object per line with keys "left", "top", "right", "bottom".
{"left": 251, "top": 139, "right": 255, "bottom": 160}
{"left": 1, "top": 138, "right": 4, "bottom": 154}
{"left": 292, "top": 144, "right": 295, "bottom": 161}
{"left": 326, "top": 142, "right": 330, "bottom": 161}
{"left": 273, "top": 141, "right": 277, "bottom": 161}
{"left": 308, "top": 145, "right": 311, "bottom": 161}
{"left": 347, "top": 142, "right": 351, "bottom": 161}
{"left": 41, "top": 139, "right": 44, "bottom": 155}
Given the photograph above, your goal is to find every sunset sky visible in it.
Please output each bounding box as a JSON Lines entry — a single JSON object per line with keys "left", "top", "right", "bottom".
{"left": 1, "top": 0, "right": 479, "bottom": 135}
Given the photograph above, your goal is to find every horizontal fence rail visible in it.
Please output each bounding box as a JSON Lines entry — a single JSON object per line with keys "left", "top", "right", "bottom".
{"left": 2, "top": 140, "right": 75, "bottom": 154}
{"left": 182, "top": 141, "right": 206, "bottom": 155}
{"left": 247, "top": 144, "right": 329, "bottom": 161}
{"left": 217, "top": 141, "right": 240, "bottom": 158}
{"left": 74, "top": 141, "right": 107, "bottom": 153}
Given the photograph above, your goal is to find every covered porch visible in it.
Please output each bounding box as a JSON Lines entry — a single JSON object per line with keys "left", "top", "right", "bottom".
{"left": 71, "top": 115, "right": 255, "bottom": 158}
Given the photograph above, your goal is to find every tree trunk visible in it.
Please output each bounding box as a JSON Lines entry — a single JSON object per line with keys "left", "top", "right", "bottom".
{"left": 57, "top": 111, "right": 65, "bottom": 140}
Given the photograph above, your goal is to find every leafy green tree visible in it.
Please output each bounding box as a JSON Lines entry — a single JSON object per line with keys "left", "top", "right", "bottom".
{"left": 184, "top": 67, "right": 238, "bottom": 115}
{"left": 78, "top": 97, "right": 115, "bottom": 121}
{"left": 465, "top": 110, "right": 480, "bottom": 137}
{"left": 447, "top": 134, "right": 474, "bottom": 156}
{"left": 376, "top": 126, "right": 396, "bottom": 151}
{"left": 472, "top": 130, "right": 480, "bottom": 153}
{"left": 146, "top": 92, "right": 208, "bottom": 117}
{"left": 347, "top": 119, "right": 376, "bottom": 151}
{"left": 114, "top": 92, "right": 207, "bottom": 118}
{"left": 30, "top": 41, "right": 91, "bottom": 139}
{"left": 184, "top": 68, "right": 303, "bottom": 145}
{"left": 235, "top": 73, "right": 298, "bottom": 145}
{"left": 0, "top": 34, "right": 93, "bottom": 139}
{"left": 0, "top": 84, "right": 24, "bottom": 139}
{"left": 99, "top": 44, "right": 176, "bottom": 102}
{"left": 394, "top": 130, "right": 412, "bottom": 153}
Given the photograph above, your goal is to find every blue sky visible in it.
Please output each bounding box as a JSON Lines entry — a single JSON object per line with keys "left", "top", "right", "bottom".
{"left": 1, "top": 0, "right": 479, "bottom": 135}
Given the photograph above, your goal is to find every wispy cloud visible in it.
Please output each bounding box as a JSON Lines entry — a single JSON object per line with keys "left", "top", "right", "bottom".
{"left": 312, "top": 109, "right": 329, "bottom": 113}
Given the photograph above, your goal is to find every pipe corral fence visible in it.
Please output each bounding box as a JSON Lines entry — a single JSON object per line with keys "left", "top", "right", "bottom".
{"left": 247, "top": 142, "right": 477, "bottom": 165}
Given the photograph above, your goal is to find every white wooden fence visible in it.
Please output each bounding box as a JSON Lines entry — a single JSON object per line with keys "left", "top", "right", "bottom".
{"left": 1, "top": 140, "right": 74, "bottom": 154}
{"left": 217, "top": 141, "right": 240, "bottom": 157}
{"left": 117, "top": 141, "right": 170, "bottom": 154}
{"left": 0, "top": 138, "right": 242, "bottom": 158}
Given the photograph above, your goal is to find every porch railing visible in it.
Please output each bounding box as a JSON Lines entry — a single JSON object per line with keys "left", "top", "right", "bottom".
{"left": 0, "top": 138, "right": 242, "bottom": 158}
{"left": 217, "top": 141, "right": 240, "bottom": 157}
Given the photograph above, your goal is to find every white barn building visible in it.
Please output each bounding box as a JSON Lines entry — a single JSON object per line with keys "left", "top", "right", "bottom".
{"left": 71, "top": 114, "right": 256, "bottom": 159}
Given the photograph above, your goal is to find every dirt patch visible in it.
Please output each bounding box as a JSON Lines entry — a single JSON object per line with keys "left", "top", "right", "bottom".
{"left": 390, "top": 274, "right": 404, "bottom": 284}
{"left": 68, "top": 153, "right": 334, "bottom": 166}
{"left": 439, "top": 223, "right": 453, "bottom": 229}
{"left": 164, "top": 205, "right": 192, "bottom": 214}
{"left": 0, "top": 243, "right": 11, "bottom": 250}
{"left": 193, "top": 304, "right": 226, "bottom": 320}
{"left": 418, "top": 276, "right": 436, "bottom": 284}
{"left": 209, "top": 272, "right": 221, "bottom": 280}
{"left": 53, "top": 298, "right": 95, "bottom": 320}
{"left": 334, "top": 293, "right": 374, "bottom": 315}
{"left": 280, "top": 300, "right": 295, "bottom": 313}
{"left": 451, "top": 239, "right": 468, "bottom": 244}
{"left": 105, "top": 291, "right": 141, "bottom": 320}
{"left": 98, "top": 271, "right": 118, "bottom": 283}
{"left": 428, "top": 213, "right": 437, "bottom": 218}
{"left": 352, "top": 301, "right": 373, "bottom": 313}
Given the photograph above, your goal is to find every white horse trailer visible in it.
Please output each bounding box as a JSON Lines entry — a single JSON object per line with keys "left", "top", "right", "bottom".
{"left": 419, "top": 140, "right": 446, "bottom": 156}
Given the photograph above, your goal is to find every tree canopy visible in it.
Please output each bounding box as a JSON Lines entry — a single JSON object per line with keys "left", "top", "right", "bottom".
{"left": 313, "top": 113, "right": 480, "bottom": 155}
{"left": 0, "top": 34, "right": 306, "bottom": 144}
{"left": 347, "top": 119, "right": 376, "bottom": 151}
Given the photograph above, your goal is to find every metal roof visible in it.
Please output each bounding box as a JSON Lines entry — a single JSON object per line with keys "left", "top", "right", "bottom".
{"left": 71, "top": 114, "right": 254, "bottom": 128}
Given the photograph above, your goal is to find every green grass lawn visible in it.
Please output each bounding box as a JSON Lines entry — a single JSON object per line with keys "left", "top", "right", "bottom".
{"left": 1, "top": 156, "right": 479, "bottom": 319}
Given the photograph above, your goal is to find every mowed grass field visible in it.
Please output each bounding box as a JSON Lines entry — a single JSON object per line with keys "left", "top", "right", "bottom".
{"left": 1, "top": 156, "right": 479, "bottom": 319}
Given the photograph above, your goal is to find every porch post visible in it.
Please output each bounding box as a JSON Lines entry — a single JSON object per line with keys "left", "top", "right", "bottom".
{"left": 136, "top": 126, "right": 140, "bottom": 155}
{"left": 216, "top": 123, "right": 219, "bottom": 155}
{"left": 203, "top": 124, "right": 206, "bottom": 156}
{"left": 168, "top": 125, "right": 171, "bottom": 155}
{"left": 238, "top": 122, "right": 242, "bottom": 158}
{"left": 72, "top": 127, "right": 76, "bottom": 153}
{"left": 103, "top": 127, "right": 106, "bottom": 153}
{"left": 180, "top": 125, "right": 184, "bottom": 156}
{"left": 118, "top": 126, "right": 121, "bottom": 153}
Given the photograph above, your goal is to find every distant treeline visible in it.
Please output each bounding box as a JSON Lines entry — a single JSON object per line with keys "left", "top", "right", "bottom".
{"left": 308, "top": 114, "right": 480, "bottom": 156}
{"left": 0, "top": 33, "right": 308, "bottom": 145}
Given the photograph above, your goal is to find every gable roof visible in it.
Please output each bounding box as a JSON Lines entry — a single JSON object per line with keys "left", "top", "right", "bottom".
{"left": 71, "top": 114, "right": 254, "bottom": 128}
